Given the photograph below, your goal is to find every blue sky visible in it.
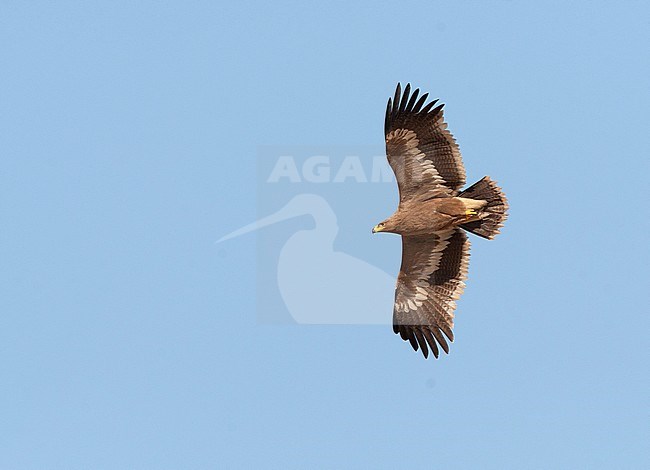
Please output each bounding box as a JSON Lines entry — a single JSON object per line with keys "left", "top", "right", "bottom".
{"left": 1, "top": 1, "right": 649, "bottom": 469}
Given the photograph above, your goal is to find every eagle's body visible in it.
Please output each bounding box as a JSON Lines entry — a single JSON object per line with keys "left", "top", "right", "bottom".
{"left": 377, "top": 197, "right": 485, "bottom": 236}
{"left": 373, "top": 83, "right": 508, "bottom": 359}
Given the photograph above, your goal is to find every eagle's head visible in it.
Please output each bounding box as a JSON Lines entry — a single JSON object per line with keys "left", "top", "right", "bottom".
{"left": 372, "top": 216, "right": 399, "bottom": 234}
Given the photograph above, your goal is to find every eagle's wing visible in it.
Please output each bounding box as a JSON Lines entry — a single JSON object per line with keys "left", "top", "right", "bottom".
{"left": 385, "top": 83, "right": 466, "bottom": 202}
{"left": 393, "top": 229, "right": 470, "bottom": 358}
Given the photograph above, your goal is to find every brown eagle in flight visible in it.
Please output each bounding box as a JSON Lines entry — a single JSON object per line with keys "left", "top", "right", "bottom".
{"left": 373, "top": 83, "right": 508, "bottom": 359}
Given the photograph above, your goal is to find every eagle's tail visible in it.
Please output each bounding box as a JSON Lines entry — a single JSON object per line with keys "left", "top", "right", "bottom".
{"left": 459, "top": 176, "right": 508, "bottom": 240}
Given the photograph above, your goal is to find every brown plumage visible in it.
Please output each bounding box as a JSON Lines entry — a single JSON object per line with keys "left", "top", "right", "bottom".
{"left": 373, "top": 83, "right": 509, "bottom": 359}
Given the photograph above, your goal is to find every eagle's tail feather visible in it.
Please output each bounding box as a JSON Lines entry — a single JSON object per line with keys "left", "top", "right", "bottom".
{"left": 459, "top": 176, "right": 508, "bottom": 240}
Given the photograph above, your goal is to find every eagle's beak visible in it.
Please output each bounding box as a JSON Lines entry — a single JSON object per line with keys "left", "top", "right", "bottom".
{"left": 372, "top": 224, "right": 383, "bottom": 234}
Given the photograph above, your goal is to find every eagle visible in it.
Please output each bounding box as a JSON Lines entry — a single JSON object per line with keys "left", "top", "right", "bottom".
{"left": 373, "top": 83, "right": 508, "bottom": 359}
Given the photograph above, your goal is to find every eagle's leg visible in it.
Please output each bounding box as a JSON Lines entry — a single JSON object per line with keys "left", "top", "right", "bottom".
{"left": 457, "top": 197, "right": 487, "bottom": 221}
